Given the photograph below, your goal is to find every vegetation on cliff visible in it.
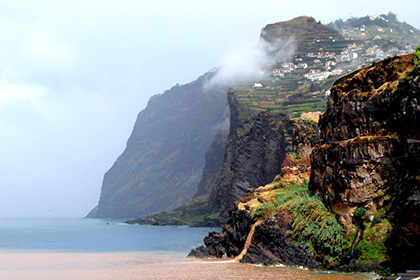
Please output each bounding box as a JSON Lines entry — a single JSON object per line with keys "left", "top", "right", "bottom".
{"left": 250, "top": 181, "right": 343, "bottom": 257}
{"left": 414, "top": 45, "right": 420, "bottom": 66}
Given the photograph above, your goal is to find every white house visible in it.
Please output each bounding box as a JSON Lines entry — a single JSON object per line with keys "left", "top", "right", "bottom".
{"left": 297, "top": 63, "right": 308, "bottom": 69}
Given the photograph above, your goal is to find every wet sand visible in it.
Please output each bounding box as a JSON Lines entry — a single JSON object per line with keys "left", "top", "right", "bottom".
{"left": 0, "top": 251, "right": 376, "bottom": 280}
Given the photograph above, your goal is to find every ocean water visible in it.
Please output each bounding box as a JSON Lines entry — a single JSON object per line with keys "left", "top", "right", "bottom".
{"left": 0, "top": 218, "right": 377, "bottom": 280}
{"left": 0, "top": 217, "right": 212, "bottom": 254}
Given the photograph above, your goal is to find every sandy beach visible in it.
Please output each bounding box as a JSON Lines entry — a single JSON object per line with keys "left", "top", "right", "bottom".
{"left": 0, "top": 251, "right": 375, "bottom": 280}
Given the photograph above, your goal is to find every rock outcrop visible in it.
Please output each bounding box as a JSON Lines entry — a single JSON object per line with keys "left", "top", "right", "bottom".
{"left": 291, "top": 112, "right": 321, "bottom": 157}
{"left": 309, "top": 53, "right": 420, "bottom": 271}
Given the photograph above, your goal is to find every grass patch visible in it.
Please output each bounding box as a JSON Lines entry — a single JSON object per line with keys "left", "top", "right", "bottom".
{"left": 250, "top": 182, "right": 343, "bottom": 257}
{"left": 251, "top": 202, "right": 277, "bottom": 221}
{"left": 276, "top": 184, "right": 343, "bottom": 256}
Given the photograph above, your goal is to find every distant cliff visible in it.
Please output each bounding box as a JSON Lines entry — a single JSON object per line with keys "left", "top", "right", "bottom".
{"left": 88, "top": 73, "right": 227, "bottom": 218}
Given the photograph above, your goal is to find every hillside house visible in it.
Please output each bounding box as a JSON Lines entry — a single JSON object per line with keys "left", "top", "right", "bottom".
{"left": 273, "top": 69, "right": 281, "bottom": 75}
{"left": 281, "top": 63, "right": 296, "bottom": 71}
{"left": 305, "top": 70, "right": 332, "bottom": 81}
{"left": 297, "top": 63, "right": 308, "bottom": 69}
{"left": 365, "top": 47, "right": 376, "bottom": 56}
{"left": 325, "top": 61, "right": 336, "bottom": 67}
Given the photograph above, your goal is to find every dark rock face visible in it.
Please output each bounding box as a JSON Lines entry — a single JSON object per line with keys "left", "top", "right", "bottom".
{"left": 193, "top": 108, "right": 230, "bottom": 199}
{"left": 311, "top": 55, "right": 420, "bottom": 224}
{"left": 188, "top": 208, "right": 252, "bottom": 258}
{"left": 241, "top": 212, "right": 323, "bottom": 268}
{"left": 88, "top": 74, "right": 228, "bottom": 218}
{"left": 319, "top": 54, "right": 420, "bottom": 142}
{"left": 291, "top": 114, "right": 321, "bottom": 157}
{"left": 208, "top": 92, "right": 289, "bottom": 223}
{"left": 310, "top": 54, "right": 420, "bottom": 270}
{"left": 192, "top": 54, "right": 420, "bottom": 273}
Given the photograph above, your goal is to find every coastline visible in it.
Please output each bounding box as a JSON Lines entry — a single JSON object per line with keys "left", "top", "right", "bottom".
{"left": 0, "top": 250, "right": 377, "bottom": 280}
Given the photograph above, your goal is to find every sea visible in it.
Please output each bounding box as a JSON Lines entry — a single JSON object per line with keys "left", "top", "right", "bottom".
{"left": 0, "top": 217, "right": 377, "bottom": 280}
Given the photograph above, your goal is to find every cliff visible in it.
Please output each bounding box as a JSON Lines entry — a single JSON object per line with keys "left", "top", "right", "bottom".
{"left": 88, "top": 73, "right": 228, "bottom": 218}
{"left": 190, "top": 53, "right": 420, "bottom": 274}
{"left": 207, "top": 92, "right": 290, "bottom": 223}
{"left": 125, "top": 16, "right": 340, "bottom": 225}
{"left": 189, "top": 116, "right": 322, "bottom": 266}
{"left": 204, "top": 16, "right": 344, "bottom": 224}
{"left": 92, "top": 14, "right": 419, "bottom": 232}
{"left": 310, "top": 53, "right": 420, "bottom": 271}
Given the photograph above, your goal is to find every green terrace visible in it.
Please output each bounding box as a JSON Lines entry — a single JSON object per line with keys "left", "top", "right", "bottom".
{"left": 231, "top": 73, "right": 331, "bottom": 116}
{"left": 297, "top": 39, "right": 348, "bottom": 56}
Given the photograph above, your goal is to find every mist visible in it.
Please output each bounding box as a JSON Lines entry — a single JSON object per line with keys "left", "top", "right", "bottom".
{"left": 205, "top": 35, "right": 295, "bottom": 89}
{"left": 0, "top": 0, "right": 419, "bottom": 218}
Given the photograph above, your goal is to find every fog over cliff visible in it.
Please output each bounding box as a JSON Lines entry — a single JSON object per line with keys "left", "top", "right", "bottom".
{"left": 0, "top": 0, "right": 419, "bottom": 217}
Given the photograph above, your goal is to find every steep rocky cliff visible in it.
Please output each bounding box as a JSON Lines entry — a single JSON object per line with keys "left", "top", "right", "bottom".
{"left": 88, "top": 73, "right": 228, "bottom": 218}
{"left": 207, "top": 91, "right": 290, "bottom": 223}
{"left": 310, "top": 53, "right": 420, "bottom": 271}
{"left": 189, "top": 116, "right": 323, "bottom": 266}
{"left": 204, "top": 16, "right": 345, "bottom": 224}
{"left": 190, "top": 53, "right": 420, "bottom": 274}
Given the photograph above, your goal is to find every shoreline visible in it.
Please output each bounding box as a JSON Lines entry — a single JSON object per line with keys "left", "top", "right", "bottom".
{"left": 0, "top": 251, "right": 377, "bottom": 280}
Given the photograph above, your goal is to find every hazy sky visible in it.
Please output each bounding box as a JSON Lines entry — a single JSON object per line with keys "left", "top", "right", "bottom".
{"left": 0, "top": 0, "right": 418, "bottom": 218}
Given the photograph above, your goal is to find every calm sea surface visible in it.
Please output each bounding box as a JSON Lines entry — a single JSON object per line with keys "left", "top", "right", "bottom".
{"left": 0, "top": 217, "right": 211, "bottom": 253}
{"left": 0, "top": 218, "right": 377, "bottom": 280}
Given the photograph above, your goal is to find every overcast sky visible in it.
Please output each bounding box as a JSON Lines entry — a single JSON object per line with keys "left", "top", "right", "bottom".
{"left": 0, "top": 0, "right": 418, "bottom": 218}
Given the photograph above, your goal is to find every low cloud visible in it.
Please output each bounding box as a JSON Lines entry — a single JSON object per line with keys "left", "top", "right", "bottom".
{"left": 205, "top": 30, "right": 296, "bottom": 90}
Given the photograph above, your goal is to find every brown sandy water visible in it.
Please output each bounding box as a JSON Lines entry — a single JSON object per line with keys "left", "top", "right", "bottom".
{"left": 0, "top": 251, "right": 377, "bottom": 280}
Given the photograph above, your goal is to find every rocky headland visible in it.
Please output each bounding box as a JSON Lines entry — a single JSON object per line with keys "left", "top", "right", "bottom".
{"left": 189, "top": 53, "right": 420, "bottom": 274}
{"left": 87, "top": 73, "right": 228, "bottom": 218}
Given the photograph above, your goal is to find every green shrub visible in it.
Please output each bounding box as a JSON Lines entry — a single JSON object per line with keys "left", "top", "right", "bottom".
{"left": 354, "top": 207, "right": 367, "bottom": 219}
{"left": 414, "top": 44, "right": 420, "bottom": 66}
